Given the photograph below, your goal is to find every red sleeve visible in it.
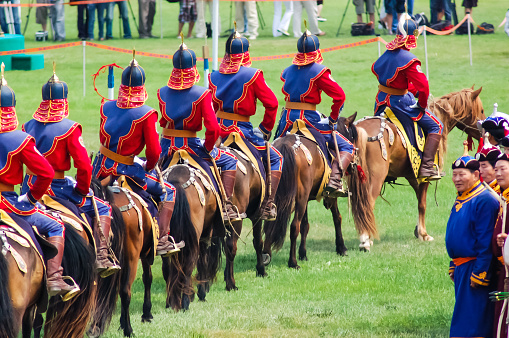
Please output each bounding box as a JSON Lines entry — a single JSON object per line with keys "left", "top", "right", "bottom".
{"left": 201, "top": 91, "right": 220, "bottom": 153}
{"left": 20, "top": 139, "right": 54, "bottom": 201}
{"left": 405, "top": 62, "right": 429, "bottom": 108}
{"left": 315, "top": 69, "right": 346, "bottom": 121}
{"left": 67, "top": 126, "right": 92, "bottom": 195}
{"left": 144, "top": 111, "right": 162, "bottom": 171}
{"left": 254, "top": 71, "right": 279, "bottom": 132}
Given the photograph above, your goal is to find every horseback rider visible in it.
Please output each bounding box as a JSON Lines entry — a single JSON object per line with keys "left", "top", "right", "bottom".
{"left": 0, "top": 64, "right": 80, "bottom": 301}
{"left": 476, "top": 144, "right": 501, "bottom": 194}
{"left": 209, "top": 28, "right": 283, "bottom": 221}
{"left": 21, "top": 65, "right": 121, "bottom": 278}
{"left": 274, "top": 29, "right": 355, "bottom": 198}
{"left": 372, "top": 14, "right": 444, "bottom": 180}
{"left": 92, "top": 54, "right": 184, "bottom": 256}
{"left": 158, "top": 40, "right": 241, "bottom": 224}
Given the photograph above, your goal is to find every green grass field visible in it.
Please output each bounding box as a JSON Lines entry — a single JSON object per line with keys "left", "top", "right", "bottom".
{"left": 11, "top": 0, "right": 509, "bottom": 336}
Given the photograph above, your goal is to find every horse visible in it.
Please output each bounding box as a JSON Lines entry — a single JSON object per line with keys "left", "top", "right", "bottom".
{"left": 347, "top": 86, "right": 485, "bottom": 250}
{"left": 88, "top": 177, "right": 155, "bottom": 337}
{"left": 0, "top": 212, "right": 95, "bottom": 338}
{"left": 160, "top": 160, "right": 223, "bottom": 311}
{"left": 261, "top": 114, "right": 359, "bottom": 271}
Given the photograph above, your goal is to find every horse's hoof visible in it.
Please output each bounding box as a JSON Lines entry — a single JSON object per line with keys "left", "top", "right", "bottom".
{"left": 422, "top": 234, "right": 434, "bottom": 241}
{"left": 87, "top": 326, "right": 100, "bottom": 338}
{"left": 298, "top": 255, "right": 308, "bottom": 261}
{"left": 414, "top": 225, "right": 419, "bottom": 239}
{"left": 141, "top": 317, "right": 152, "bottom": 323}
{"left": 262, "top": 253, "right": 271, "bottom": 266}
{"left": 226, "top": 285, "right": 238, "bottom": 291}
{"left": 288, "top": 263, "right": 300, "bottom": 269}
{"left": 256, "top": 271, "right": 267, "bottom": 278}
{"left": 337, "top": 249, "right": 348, "bottom": 257}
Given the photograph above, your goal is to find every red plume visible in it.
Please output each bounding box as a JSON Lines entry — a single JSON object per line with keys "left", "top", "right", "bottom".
{"left": 467, "top": 135, "right": 474, "bottom": 151}
{"left": 357, "top": 165, "right": 367, "bottom": 183}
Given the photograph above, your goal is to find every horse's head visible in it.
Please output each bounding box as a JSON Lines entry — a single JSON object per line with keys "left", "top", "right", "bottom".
{"left": 432, "top": 86, "right": 485, "bottom": 140}
{"left": 338, "top": 112, "right": 358, "bottom": 145}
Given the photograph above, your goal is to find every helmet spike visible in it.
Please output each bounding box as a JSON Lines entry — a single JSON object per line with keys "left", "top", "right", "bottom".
{"left": 462, "top": 141, "right": 469, "bottom": 157}
{"left": 304, "top": 19, "right": 307, "bottom": 30}
{"left": 0, "top": 62, "right": 6, "bottom": 86}
{"left": 131, "top": 48, "right": 138, "bottom": 66}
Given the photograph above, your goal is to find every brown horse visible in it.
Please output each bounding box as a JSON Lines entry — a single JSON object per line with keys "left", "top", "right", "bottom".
{"left": 0, "top": 212, "right": 96, "bottom": 338}
{"left": 261, "top": 114, "right": 358, "bottom": 271}
{"left": 88, "top": 177, "right": 155, "bottom": 337}
{"left": 348, "top": 87, "right": 485, "bottom": 250}
{"left": 161, "top": 162, "right": 223, "bottom": 311}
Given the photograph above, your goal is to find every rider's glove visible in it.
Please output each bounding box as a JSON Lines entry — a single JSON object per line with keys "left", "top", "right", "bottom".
{"left": 18, "top": 193, "right": 36, "bottom": 205}
{"left": 255, "top": 126, "right": 272, "bottom": 142}
{"left": 409, "top": 101, "right": 426, "bottom": 112}
{"left": 329, "top": 116, "right": 338, "bottom": 130}
{"left": 134, "top": 156, "right": 147, "bottom": 171}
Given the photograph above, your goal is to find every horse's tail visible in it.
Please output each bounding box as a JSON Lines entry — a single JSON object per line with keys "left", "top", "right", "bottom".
{"left": 165, "top": 184, "right": 198, "bottom": 311}
{"left": 263, "top": 142, "right": 297, "bottom": 251}
{"left": 346, "top": 127, "right": 378, "bottom": 239}
{"left": 89, "top": 197, "right": 125, "bottom": 337}
{"left": 44, "top": 224, "right": 97, "bottom": 338}
{"left": 0, "top": 249, "right": 15, "bottom": 338}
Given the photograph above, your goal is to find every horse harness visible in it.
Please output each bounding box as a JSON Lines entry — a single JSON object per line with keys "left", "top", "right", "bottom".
{"left": 163, "top": 164, "right": 209, "bottom": 206}
{"left": 354, "top": 116, "right": 402, "bottom": 161}
{"left": 0, "top": 227, "right": 29, "bottom": 273}
{"left": 110, "top": 182, "right": 145, "bottom": 231}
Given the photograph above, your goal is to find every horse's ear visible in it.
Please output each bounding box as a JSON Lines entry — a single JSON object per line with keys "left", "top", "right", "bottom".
{"left": 471, "top": 84, "right": 475, "bottom": 90}
{"left": 345, "top": 112, "right": 357, "bottom": 127}
{"left": 471, "top": 87, "right": 483, "bottom": 101}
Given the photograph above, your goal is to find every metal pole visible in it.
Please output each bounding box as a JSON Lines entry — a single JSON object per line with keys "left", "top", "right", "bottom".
{"left": 108, "top": 66, "right": 114, "bottom": 100}
{"left": 159, "top": 0, "right": 163, "bottom": 38}
{"left": 467, "top": 14, "right": 472, "bottom": 66}
{"left": 424, "top": 27, "right": 429, "bottom": 79}
{"left": 82, "top": 40, "right": 86, "bottom": 97}
{"left": 212, "top": 0, "right": 219, "bottom": 71}
{"left": 376, "top": 35, "right": 380, "bottom": 57}
{"left": 203, "top": 45, "right": 209, "bottom": 88}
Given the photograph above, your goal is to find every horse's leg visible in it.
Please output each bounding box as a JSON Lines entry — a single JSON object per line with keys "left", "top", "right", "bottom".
{"left": 141, "top": 259, "right": 153, "bottom": 323}
{"left": 21, "top": 305, "right": 35, "bottom": 338}
{"left": 224, "top": 221, "right": 242, "bottom": 291}
{"left": 288, "top": 198, "right": 307, "bottom": 269}
{"left": 33, "top": 312, "right": 43, "bottom": 338}
{"left": 328, "top": 198, "right": 347, "bottom": 256}
{"left": 252, "top": 217, "right": 266, "bottom": 277}
{"left": 119, "top": 256, "right": 138, "bottom": 337}
{"left": 298, "top": 207, "right": 309, "bottom": 261}
{"left": 408, "top": 179, "right": 434, "bottom": 241}
{"left": 181, "top": 275, "right": 192, "bottom": 311}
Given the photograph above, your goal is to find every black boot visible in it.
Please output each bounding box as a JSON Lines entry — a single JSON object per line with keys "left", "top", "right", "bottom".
{"left": 324, "top": 151, "right": 353, "bottom": 198}
{"left": 46, "top": 236, "right": 80, "bottom": 301}
{"left": 156, "top": 201, "right": 184, "bottom": 256}
{"left": 418, "top": 133, "right": 442, "bottom": 180}
{"left": 95, "top": 216, "right": 121, "bottom": 278}
{"left": 260, "top": 171, "right": 282, "bottom": 221}
{"left": 221, "top": 170, "right": 242, "bottom": 223}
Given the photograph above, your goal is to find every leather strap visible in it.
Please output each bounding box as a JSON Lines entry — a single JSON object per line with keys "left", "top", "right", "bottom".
{"left": 216, "top": 110, "right": 250, "bottom": 122}
{"left": 452, "top": 256, "right": 476, "bottom": 266}
{"left": 285, "top": 101, "right": 317, "bottom": 111}
{"left": 0, "top": 182, "right": 14, "bottom": 192}
{"left": 26, "top": 168, "right": 65, "bottom": 179}
{"left": 162, "top": 128, "right": 198, "bottom": 138}
{"left": 378, "top": 84, "right": 408, "bottom": 96}
{"left": 99, "top": 145, "right": 135, "bottom": 165}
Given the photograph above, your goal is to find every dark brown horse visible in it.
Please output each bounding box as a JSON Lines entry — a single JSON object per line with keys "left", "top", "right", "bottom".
{"left": 261, "top": 114, "right": 359, "bottom": 270}
{"left": 348, "top": 87, "right": 485, "bottom": 250}
{"left": 0, "top": 212, "right": 96, "bottom": 338}
{"left": 161, "top": 162, "right": 223, "bottom": 311}
{"left": 88, "top": 177, "right": 156, "bottom": 337}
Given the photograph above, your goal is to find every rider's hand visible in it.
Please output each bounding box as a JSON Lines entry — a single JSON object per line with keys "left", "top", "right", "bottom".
{"left": 409, "top": 101, "right": 426, "bottom": 112}
{"left": 134, "top": 157, "right": 147, "bottom": 170}
{"left": 18, "top": 193, "right": 34, "bottom": 205}
{"left": 328, "top": 116, "right": 337, "bottom": 130}
{"left": 254, "top": 127, "right": 271, "bottom": 142}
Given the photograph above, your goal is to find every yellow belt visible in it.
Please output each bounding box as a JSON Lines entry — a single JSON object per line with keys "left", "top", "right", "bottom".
{"left": 162, "top": 128, "right": 198, "bottom": 138}
{"left": 216, "top": 110, "right": 250, "bottom": 122}
{"left": 378, "top": 84, "right": 408, "bottom": 96}
{"left": 26, "top": 168, "right": 65, "bottom": 180}
{"left": 99, "top": 145, "right": 135, "bottom": 165}
{"left": 285, "top": 101, "right": 317, "bottom": 111}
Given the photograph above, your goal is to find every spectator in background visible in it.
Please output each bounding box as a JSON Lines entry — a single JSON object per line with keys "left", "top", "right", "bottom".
{"left": 105, "top": 1, "right": 132, "bottom": 39}
{"left": 382, "top": 0, "right": 404, "bottom": 34}
{"left": 235, "top": 1, "right": 258, "bottom": 40}
{"left": 317, "top": 0, "right": 326, "bottom": 22}
{"left": 0, "top": 0, "right": 21, "bottom": 34}
{"left": 36, "top": 0, "right": 49, "bottom": 35}
{"left": 196, "top": 0, "right": 220, "bottom": 38}
{"left": 75, "top": 0, "right": 88, "bottom": 40}
{"left": 462, "top": 0, "right": 477, "bottom": 14}
{"left": 273, "top": 1, "right": 293, "bottom": 37}
{"left": 430, "top": 0, "right": 452, "bottom": 24}
{"left": 50, "top": 0, "right": 65, "bottom": 41}
{"left": 88, "top": 1, "right": 108, "bottom": 41}
{"left": 407, "top": 0, "right": 414, "bottom": 15}
{"left": 138, "top": 0, "right": 156, "bottom": 38}
{"left": 177, "top": 0, "right": 196, "bottom": 39}
{"left": 293, "top": 0, "right": 325, "bottom": 38}
{"left": 354, "top": 0, "right": 375, "bottom": 24}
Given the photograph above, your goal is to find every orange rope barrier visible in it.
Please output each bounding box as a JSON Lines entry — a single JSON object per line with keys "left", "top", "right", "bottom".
{"left": 0, "top": 0, "right": 126, "bottom": 7}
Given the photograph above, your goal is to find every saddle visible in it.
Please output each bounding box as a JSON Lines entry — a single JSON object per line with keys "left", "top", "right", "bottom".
{"left": 285, "top": 120, "right": 332, "bottom": 202}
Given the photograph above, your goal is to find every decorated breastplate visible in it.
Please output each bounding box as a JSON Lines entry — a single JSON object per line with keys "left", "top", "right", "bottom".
{"left": 158, "top": 85, "right": 207, "bottom": 129}
{"left": 210, "top": 67, "right": 258, "bottom": 113}
{"left": 282, "top": 63, "right": 325, "bottom": 102}
{"left": 372, "top": 49, "right": 417, "bottom": 86}
{"left": 0, "top": 130, "right": 32, "bottom": 173}
{"left": 23, "top": 119, "right": 77, "bottom": 155}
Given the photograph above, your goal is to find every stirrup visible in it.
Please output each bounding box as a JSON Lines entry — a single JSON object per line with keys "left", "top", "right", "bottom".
{"left": 60, "top": 276, "right": 81, "bottom": 302}
{"left": 224, "top": 204, "right": 242, "bottom": 223}
{"left": 99, "top": 260, "right": 121, "bottom": 278}
{"left": 260, "top": 202, "right": 277, "bottom": 221}
{"left": 160, "top": 236, "right": 185, "bottom": 257}
{"left": 418, "top": 164, "right": 442, "bottom": 182}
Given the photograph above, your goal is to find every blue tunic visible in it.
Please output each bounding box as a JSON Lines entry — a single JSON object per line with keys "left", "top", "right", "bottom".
{"left": 445, "top": 181, "right": 499, "bottom": 338}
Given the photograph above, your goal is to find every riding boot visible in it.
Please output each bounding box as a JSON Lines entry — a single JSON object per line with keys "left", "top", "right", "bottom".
{"left": 95, "top": 216, "right": 121, "bottom": 278}
{"left": 156, "top": 200, "right": 185, "bottom": 256}
{"left": 46, "top": 236, "right": 80, "bottom": 301}
{"left": 260, "top": 171, "right": 282, "bottom": 221}
{"left": 221, "top": 170, "right": 242, "bottom": 223}
{"left": 324, "top": 151, "right": 353, "bottom": 198}
{"left": 418, "top": 133, "right": 442, "bottom": 180}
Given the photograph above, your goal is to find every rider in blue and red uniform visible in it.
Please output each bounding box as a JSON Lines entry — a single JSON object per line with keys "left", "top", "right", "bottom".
{"left": 275, "top": 29, "right": 355, "bottom": 198}
{"left": 158, "top": 41, "right": 241, "bottom": 224}
{"left": 209, "top": 29, "right": 283, "bottom": 221}
{"left": 92, "top": 55, "right": 183, "bottom": 256}
{"left": 372, "top": 14, "right": 443, "bottom": 179}
{"left": 21, "top": 67, "right": 121, "bottom": 277}
{"left": 0, "top": 66, "right": 80, "bottom": 300}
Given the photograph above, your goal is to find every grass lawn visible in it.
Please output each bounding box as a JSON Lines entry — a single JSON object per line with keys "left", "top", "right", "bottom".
{"left": 10, "top": 0, "right": 509, "bottom": 336}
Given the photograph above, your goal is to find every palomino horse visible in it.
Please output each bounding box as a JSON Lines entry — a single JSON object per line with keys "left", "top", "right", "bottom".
{"left": 0, "top": 212, "right": 96, "bottom": 338}
{"left": 88, "top": 177, "right": 155, "bottom": 337}
{"left": 161, "top": 160, "right": 223, "bottom": 311}
{"left": 261, "top": 115, "right": 358, "bottom": 270}
{"left": 348, "top": 87, "right": 485, "bottom": 250}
